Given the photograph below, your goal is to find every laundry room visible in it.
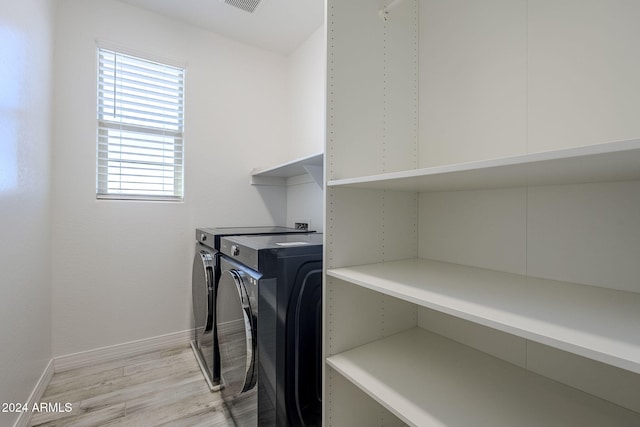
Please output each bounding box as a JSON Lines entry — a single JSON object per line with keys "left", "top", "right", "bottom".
{"left": 3, "top": 0, "right": 640, "bottom": 426}
{"left": 3, "top": 0, "right": 324, "bottom": 425}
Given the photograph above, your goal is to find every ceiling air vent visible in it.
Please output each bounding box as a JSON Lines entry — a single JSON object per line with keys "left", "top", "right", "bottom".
{"left": 223, "top": 0, "right": 262, "bottom": 13}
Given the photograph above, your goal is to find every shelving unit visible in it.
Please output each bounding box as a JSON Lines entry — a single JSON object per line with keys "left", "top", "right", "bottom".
{"left": 250, "top": 152, "right": 323, "bottom": 187}
{"left": 327, "top": 328, "right": 640, "bottom": 427}
{"left": 324, "top": 0, "right": 640, "bottom": 425}
{"left": 328, "top": 258, "right": 640, "bottom": 374}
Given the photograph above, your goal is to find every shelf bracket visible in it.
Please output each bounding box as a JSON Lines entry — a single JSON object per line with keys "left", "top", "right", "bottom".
{"left": 303, "top": 164, "right": 324, "bottom": 189}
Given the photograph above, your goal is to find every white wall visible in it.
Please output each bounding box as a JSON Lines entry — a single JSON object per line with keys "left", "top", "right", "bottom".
{"left": 51, "top": 0, "right": 290, "bottom": 357}
{"left": 287, "top": 25, "right": 325, "bottom": 160}
{"left": 285, "top": 25, "right": 325, "bottom": 231}
{"left": 0, "top": 0, "right": 53, "bottom": 424}
{"left": 285, "top": 175, "right": 324, "bottom": 232}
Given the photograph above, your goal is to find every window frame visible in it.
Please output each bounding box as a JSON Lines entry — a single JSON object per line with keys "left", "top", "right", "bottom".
{"left": 96, "top": 45, "right": 186, "bottom": 201}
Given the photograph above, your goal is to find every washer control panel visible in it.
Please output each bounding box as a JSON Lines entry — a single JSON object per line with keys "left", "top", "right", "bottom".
{"left": 220, "top": 239, "right": 258, "bottom": 270}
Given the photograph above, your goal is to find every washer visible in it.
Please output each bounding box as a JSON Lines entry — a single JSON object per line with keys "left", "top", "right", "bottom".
{"left": 191, "top": 227, "right": 313, "bottom": 391}
{"left": 217, "top": 233, "right": 323, "bottom": 427}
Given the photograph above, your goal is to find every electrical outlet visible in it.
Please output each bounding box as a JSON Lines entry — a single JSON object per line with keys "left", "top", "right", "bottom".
{"left": 294, "top": 220, "right": 309, "bottom": 231}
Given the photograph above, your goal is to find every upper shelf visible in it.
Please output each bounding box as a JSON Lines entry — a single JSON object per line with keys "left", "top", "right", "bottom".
{"left": 327, "top": 139, "right": 640, "bottom": 192}
{"left": 327, "top": 258, "right": 640, "bottom": 374}
{"left": 251, "top": 152, "right": 323, "bottom": 188}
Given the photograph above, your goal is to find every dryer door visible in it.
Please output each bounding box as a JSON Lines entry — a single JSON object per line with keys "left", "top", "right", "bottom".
{"left": 217, "top": 268, "right": 257, "bottom": 398}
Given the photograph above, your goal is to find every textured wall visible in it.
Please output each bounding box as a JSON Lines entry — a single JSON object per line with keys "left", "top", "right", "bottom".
{"left": 0, "top": 0, "right": 54, "bottom": 424}
{"left": 51, "top": 0, "right": 290, "bottom": 357}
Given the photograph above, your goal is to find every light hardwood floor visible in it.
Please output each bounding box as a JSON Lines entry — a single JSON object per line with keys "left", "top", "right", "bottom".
{"left": 30, "top": 346, "right": 235, "bottom": 427}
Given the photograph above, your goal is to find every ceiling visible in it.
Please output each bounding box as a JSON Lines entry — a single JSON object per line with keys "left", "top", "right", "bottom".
{"left": 117, "top": 0, "right": 325, "bottom": 55}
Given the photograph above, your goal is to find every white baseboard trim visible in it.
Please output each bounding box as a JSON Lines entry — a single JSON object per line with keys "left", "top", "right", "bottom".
{"left": 12, "top": 330, "right": 193, "bottom": 426}
{"left": 13, "top": 358, "right": 54, "bottom": 427}
{"left": 53, "top": 329, "right": 193, "bottom": 373}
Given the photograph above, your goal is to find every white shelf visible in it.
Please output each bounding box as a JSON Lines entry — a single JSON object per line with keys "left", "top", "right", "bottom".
{"left": 327, "top": 139, "right": 640, "bottom": 192}
{"left": 327, "top": 258, "right": 640, "bottom": 374}
{"left": 251, "top": 152, "right": 323, "bottom": 187}
{"left": 327, "top": 328, "right": 640, "bottom": 427}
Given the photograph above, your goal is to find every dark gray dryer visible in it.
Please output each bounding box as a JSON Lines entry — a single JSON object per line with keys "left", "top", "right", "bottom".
{"left": 217, "top": 233, "right": 323, "bottom": 427}
{"left": 191, "top": 226, "right": 314, "bottom": 391}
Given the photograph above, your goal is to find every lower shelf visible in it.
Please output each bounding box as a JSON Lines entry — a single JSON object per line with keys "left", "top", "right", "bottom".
{"left": 326, "top": 328, "right": 640, "bottom": 427}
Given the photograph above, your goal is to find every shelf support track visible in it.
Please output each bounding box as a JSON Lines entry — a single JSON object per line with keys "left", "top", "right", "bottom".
{"left": 378, "top": 0, "right": 408, "bottom": 21}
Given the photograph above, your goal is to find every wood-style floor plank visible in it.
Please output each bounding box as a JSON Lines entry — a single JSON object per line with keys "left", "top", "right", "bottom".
{"left": 30, "top": 345, "right": 234, "bottom": 427}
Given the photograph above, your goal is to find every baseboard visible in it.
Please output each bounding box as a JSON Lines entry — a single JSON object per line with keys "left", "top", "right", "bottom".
{"left": 11, "top": 330, "right": 193, "bottom": 426}
{"left": 53, "top": 329, "right": 193, "bottom": 373}
{"left": 13, "top": 359, "right": 54, "bottom": 427}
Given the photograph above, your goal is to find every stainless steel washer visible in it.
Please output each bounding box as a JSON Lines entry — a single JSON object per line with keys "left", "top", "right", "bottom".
{"left": 216, "top": 255, "right": 260, "bottom": 426}
{"left": 191, "top": 227, "right": 313, "bottom": 391}
{"left": 217, "top": 233, "right": 323, "bottom": 427}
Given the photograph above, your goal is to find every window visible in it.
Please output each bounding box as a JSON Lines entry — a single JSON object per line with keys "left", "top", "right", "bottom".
{"left": 97, "top": 48, "right": 185, "bottom": 200}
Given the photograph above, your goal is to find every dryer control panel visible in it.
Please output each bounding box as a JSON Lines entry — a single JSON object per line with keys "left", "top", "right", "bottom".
{"left": 220, "top": 239, "right": 258, "bottom": 270}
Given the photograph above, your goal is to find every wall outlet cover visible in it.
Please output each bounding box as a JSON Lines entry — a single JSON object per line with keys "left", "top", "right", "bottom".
{"left": 294, "top": 220, "right": 310, "bottom": 230}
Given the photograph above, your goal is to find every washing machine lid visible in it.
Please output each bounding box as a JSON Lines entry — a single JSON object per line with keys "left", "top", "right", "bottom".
{"left": 196, "top": 226, "right": 314, "bottom": 249}
{"left": 216, "top": 268, "right": 257, "bottom": 398}
{"left": 220, "top": 233, "right": 323, "bottom": 271}
{"left": 222, "top": 233, "right": 323, "bottom": 251}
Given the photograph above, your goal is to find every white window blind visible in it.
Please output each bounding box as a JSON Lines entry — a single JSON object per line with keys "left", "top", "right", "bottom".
{"left": 97, "top": 48, "right": 185, "bottom": 200}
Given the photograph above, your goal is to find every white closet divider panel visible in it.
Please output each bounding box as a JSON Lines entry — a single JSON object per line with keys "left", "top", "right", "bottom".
{"left": 326, "top": 277, "right": 416, "bottom": 356}
{"left": 327, "top": 187, "right": 418, "bottom": 268}
{"left": 380, "top": 0, "right": 418, "bottom": 175}
{"left": 326, "top": 367, "right": 407, "bottom": 427}
{"left": 327, "top": 328, "right": 640, "bottom": 427}
{"left": 327, "top": 258, "right": 640, "bottom": 374}
{"left": 327, "top": 0, "right": 385, "bottom": 181}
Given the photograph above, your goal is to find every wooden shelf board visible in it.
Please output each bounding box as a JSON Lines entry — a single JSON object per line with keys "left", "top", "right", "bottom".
{"left": 327, "top": 258, "right": 640, "bottom": 374}
{"left": 327, "top": 328, "right": 640, "bottom": 427}
{"left": 327, "top": 139, "right": 640, "bottom": 192}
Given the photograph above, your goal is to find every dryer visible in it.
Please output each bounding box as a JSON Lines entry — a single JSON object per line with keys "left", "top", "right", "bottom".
{"left": 217, "top": 233, "right": 323, "bottom": 427}
{"left": 191, "top": 226, "right": 313, "bottom": 391}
